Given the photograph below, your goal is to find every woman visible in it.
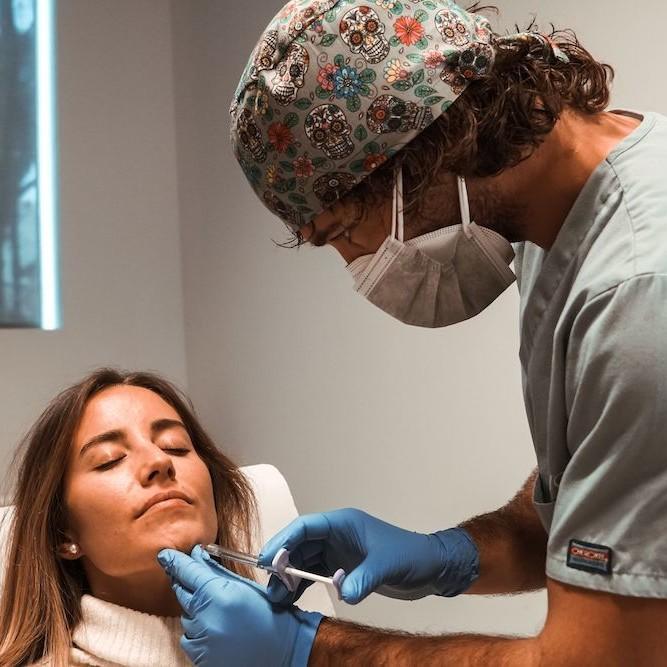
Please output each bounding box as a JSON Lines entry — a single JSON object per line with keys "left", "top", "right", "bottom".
{"left": 0, "top": 368, "right": 257, "bottom": 666}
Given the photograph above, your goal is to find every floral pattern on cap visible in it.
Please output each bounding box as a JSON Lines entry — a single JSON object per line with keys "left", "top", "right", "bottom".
{"left": 230, "top": 0, "right": 563, "bottom": 231}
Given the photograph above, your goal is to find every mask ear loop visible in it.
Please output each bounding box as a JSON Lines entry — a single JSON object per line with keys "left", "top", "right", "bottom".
{"left": 393, "top": 166, "right": 404, "bottom": 243}
{"left": 457, "top": 176, "right": 473, "bottom": 239}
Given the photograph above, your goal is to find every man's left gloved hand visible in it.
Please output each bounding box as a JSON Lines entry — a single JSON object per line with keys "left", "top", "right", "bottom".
{"left": 158, "top": 545, "right": 323, "bottom": 667}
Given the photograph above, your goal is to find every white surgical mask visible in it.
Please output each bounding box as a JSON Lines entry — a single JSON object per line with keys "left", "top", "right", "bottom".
{"left": 347, "top": 168, "right": 516, "bottom": 328}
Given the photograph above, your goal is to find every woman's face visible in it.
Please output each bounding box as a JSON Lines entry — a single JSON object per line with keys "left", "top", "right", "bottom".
{"left": 63, "top": 385, "right": 219, "bottom": 578}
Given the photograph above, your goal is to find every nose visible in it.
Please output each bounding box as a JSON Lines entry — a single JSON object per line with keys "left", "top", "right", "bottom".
{"left": 140, "top": 446, "right": 176, "bottom": 486}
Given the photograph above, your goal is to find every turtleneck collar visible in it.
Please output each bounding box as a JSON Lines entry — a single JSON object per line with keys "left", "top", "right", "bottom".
{"left": 70, "top": 594, "right": 190, "bottom": 666}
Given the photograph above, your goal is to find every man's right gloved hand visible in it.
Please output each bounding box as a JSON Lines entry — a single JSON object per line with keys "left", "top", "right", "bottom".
{"left": 259, "top": 508, "right": 480, "bottom": 606}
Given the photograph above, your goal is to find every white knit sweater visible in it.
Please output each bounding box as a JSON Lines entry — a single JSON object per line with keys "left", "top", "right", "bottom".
{"left": 32, "top": 594, "right": 191, "bottom": 666}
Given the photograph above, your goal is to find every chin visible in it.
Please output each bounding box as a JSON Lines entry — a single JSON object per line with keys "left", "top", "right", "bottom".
{"left": 151, "top": 521, "right": 216, "bottom": 555}
{"left": 155, "top": 537, "right": 195, "bottom": 554}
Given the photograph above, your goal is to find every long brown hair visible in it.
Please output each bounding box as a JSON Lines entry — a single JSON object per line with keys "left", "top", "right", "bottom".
{"left": 0, "top": 368, "right": 257, "bottom": 667}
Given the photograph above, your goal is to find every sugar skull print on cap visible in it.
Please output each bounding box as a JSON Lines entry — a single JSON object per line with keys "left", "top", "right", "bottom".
{"left": 230, "top": 0, "right": 568, "bottom": 231}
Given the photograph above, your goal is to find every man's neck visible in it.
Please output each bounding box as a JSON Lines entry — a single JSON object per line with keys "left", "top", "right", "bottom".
{"left": 497, "top": 109, "right": 642, "bottom": 250}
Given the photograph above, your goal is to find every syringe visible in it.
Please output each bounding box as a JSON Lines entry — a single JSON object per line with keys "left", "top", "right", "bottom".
{"left": 202, "top": 543, "right": 346, "bottom": 599}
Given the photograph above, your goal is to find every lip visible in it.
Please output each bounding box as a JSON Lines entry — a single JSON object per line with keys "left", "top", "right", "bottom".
{"left": 136, "top": 490, "right": 193, "bottom": 518}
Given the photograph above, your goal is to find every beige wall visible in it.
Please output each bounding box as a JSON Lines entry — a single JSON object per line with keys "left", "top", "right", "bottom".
{"left": 4, "top": 0, "right": 666, "bottom": 638}
{"left": 0, "top": 0, "right": 188, "bottom": 493}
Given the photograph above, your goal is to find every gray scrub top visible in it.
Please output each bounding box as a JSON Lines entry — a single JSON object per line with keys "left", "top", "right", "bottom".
{"left": 514, "top": 110, "right": 667, "bottom": 598}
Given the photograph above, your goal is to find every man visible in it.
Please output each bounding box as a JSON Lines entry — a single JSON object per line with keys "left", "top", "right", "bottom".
{"left": 159, "top": 0, "right": 667, "bottom": 664}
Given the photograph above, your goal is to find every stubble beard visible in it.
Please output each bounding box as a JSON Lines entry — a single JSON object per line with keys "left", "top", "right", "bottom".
{"left": 405, "top": 177, "right": 526, "bottom": 243}
{"left": 470, "top": 182, "right": 526, "bottom": 243}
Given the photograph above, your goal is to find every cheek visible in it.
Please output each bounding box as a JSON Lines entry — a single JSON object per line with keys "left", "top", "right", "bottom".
{"left": 66, "top": 471, "right": 133, "bottom": 543}
{"left": 181, "top": 458, "right": 218, "bottom": 539}
{"left": 64, "top": 469, "right": 140, "bottom": 573}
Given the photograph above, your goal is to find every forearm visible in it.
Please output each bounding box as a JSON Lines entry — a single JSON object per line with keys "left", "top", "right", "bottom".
{"left": 461, "top": 469, "right": 548, "bottom": 595}
{"left": 309, "top": 618, "right": 539, "bottom": 667}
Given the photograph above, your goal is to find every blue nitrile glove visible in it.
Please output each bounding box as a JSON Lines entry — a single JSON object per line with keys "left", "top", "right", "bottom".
{"left": 259, "top": 508, "right": 479, "bottom": 606}
{"left": 158, "top": 545, "right": 323, "bottom": 667}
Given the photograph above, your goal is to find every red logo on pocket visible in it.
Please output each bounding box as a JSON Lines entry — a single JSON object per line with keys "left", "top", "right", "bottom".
{"left": 567, "top": 539, "right": 612, "bottom": 575}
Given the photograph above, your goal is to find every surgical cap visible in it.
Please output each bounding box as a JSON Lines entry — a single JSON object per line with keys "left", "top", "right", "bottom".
{"left": 230, "top": 0, "right": 560, "bottom": 231}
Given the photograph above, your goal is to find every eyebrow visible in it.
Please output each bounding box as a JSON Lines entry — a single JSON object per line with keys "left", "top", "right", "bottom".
{"left": 79, "top": 418, "right": 187, "bottom": 458}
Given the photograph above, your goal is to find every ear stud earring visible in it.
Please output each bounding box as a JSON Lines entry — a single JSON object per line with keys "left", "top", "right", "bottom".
{"left": 68, "top": 544, "right": 79, "bottom": 555}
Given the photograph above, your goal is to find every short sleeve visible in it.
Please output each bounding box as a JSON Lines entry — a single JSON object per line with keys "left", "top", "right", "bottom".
{"left": 545, "top": 274, "right": 667, "bottom": 597}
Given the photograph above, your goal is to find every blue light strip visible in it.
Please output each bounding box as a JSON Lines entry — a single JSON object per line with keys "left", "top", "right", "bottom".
{"left": 36, "top": 0, "right": 60, "bottom": 330}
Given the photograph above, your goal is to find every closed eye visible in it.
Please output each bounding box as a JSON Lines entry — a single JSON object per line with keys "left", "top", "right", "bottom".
{"left": 326, "top": 226, "right": 350, "bottom": 244}
{"left": 95, "top": 456, "right": 125, "bottom": 471}
{"left": 93, "top": 448, "right": 190, "bottom": 471}
{"left": 164, "top": 448, "right": 190, "bottom": 455}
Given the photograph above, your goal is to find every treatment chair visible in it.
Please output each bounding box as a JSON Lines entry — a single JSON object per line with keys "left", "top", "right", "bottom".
{"left": 0, "top": 464, "right": 335, "bottom": 616}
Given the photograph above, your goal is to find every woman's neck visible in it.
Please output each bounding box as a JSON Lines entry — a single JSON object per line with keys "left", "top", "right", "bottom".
{"left": 84, "top": 562, "right": 182, "bottom": 616}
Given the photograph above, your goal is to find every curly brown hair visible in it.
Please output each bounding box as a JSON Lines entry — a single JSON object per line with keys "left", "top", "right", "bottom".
{"left": 290, "top": 5, "right": 614, "bottom": 244}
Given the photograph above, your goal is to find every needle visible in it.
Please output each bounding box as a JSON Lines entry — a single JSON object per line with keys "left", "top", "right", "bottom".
{"left": 202, "top": 543, "right": 346, "bottom": 592}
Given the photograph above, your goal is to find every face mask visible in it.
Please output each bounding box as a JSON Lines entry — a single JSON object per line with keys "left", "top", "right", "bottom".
{"left": 346, "top": 168, "right": 516, "bottom": 328}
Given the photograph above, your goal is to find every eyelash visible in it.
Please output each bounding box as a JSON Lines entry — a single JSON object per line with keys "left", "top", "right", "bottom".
{"left": 94, "top": 448, "right": 190, "bottom": 471}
